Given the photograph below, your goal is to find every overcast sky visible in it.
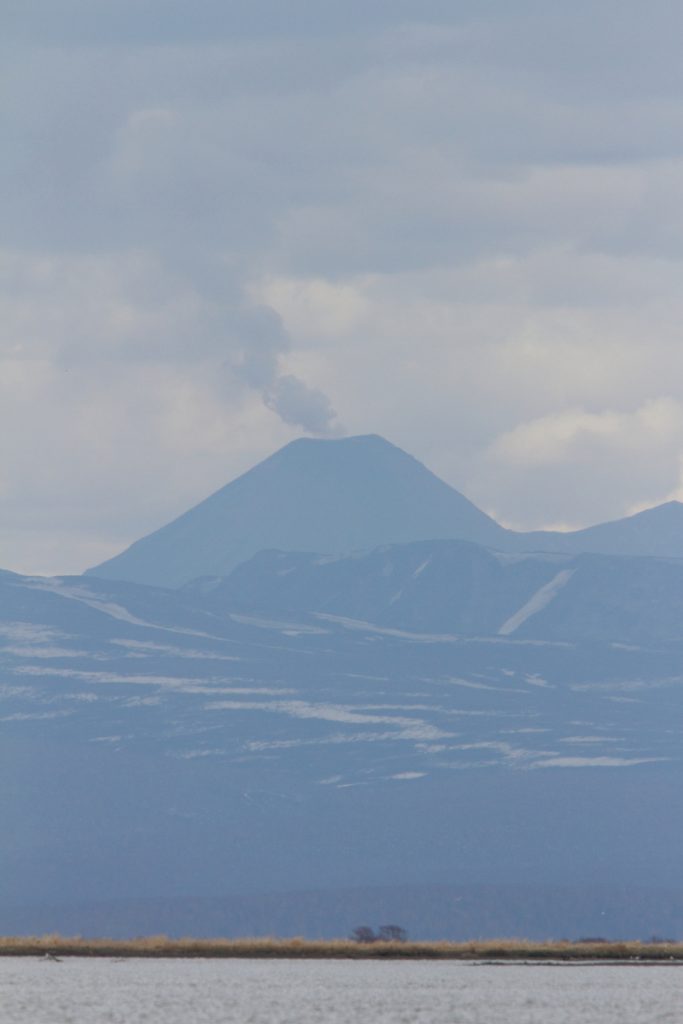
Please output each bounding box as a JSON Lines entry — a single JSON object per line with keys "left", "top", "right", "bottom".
{"left": 4, "top": 1, "right": 683, "bottom": 574}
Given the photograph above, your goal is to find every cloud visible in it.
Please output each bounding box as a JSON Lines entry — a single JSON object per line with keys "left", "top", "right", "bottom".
{"left": 478, "top": 399, "right": 683, "bottom": 527}
{"left": 3, "top": 3, "right": 683, "bottom": 570}
{"left": 0, "top": 247, "right": 342, "bottom": 572}
{"left": 491, "top": 400, "right": 683, "bottom": 469}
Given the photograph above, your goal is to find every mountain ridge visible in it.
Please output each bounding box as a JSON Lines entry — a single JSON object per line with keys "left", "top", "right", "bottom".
{"left": 86, "top": 433, "right": 683, "bottom": 588}
{"left": 86, "top": 434, "right": 509, "bottom": 587}
{"left": 3, "top": 552, "right": 683, "bottom": 935}
{"left": 515, "top": 499, "right": 683, "bottom": 557}
{"left": 183, "top": 538, "right": 683, "bottom": 643}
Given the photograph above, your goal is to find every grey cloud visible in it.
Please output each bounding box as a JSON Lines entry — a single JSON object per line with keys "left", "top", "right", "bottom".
{"left": 4, "top": 1, "right": 683, "bottom": 572}
{"left": 1, "top": 1, "right": 522, "bottom": 47}
{"left": 472, "top": 400, "right": 683, "bottom": 529}
{"left": 229, "top": 306, "right": 289, "bottom": 388}
{"left": 6, "top": 7, "right": 683, "bottom": 271}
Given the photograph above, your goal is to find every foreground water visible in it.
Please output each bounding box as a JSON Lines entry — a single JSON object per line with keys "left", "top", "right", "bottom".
{"left": 1, "top": 957, "right": 682, "bottom": 1023}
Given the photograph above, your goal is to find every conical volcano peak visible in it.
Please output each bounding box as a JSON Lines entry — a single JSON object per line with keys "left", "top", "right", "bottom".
{"left": 85, "top": 434, "right": 683, "bottom": 589}
{"left": 273, "top": 433, "right": 416, "bottom": 461}
{"left": 86, "top": 434, "right": 506, "bottom": 587}
{"left": 264, "top": 433, "right": 441, "bottom": 481}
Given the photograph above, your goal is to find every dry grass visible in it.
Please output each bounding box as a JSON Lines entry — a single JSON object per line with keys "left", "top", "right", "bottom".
{"left": 0, "top": 935, "right": 682, "bottom": 960}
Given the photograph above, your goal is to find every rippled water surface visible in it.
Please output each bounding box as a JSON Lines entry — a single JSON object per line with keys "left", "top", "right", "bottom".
{"left": 2, "top": 957, "right": 683, "bottom": 1023}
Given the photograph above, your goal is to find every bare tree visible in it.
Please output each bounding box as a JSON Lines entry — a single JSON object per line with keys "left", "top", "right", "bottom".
{"left": 350, "top": 926, "right": 378, "bottom": 944}
{"left": 378, "top": 925, "right": 407, "bottom": 943}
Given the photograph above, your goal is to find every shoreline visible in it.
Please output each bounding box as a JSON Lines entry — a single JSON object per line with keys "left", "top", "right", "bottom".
{"left": 1, "top": 937, "right": 682, "bottom": 961}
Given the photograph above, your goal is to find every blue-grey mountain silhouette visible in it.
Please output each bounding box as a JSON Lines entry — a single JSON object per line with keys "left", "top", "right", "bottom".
{"left": 87, "top": 435, "right": 683, "bottom": 588}
{"left": 5, "top": 435, "right": 683, "bottom": 940}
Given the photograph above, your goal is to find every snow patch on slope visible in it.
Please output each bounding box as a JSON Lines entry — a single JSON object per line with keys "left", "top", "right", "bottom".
{"left": 498, "top": 569, "right": 576, "bottom": 636}
{"left": 532, "top": 756, "right": 669, "bottom": 768}
{"left": 23, "top": 578, "right": 152, "bottom": 626}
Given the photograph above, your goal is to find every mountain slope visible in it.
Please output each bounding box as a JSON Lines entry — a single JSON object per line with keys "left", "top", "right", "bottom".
{"left": 184, "top": 540, "right": 683, "bottom": 643}
{"left": 3, "top": 563, "right": 683, "bottom": 936}
{"left": 87, "top": 435, "right": 509, "bottom": 587}
{"left": 87, "top": 434, "right": 683, "bottom": 589}
{"left": 520, "top": 501, "right": 683, "bottom": 558}
{"left": 3, "top": 565, "right": 683, "bottom": 905}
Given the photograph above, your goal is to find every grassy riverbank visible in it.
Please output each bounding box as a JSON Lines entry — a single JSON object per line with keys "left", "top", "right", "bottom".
{"left": 1, "top": 936, "right": 682, "bottom": 960}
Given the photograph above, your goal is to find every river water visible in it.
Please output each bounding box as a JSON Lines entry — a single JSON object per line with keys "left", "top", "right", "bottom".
{"left": 1, "top": 957, "right": 682, "bottom": 1023}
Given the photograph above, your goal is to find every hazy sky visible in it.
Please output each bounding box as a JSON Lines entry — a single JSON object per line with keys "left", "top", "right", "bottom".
{"left": 4, "top": 1, "right": 683, "bottom": 574}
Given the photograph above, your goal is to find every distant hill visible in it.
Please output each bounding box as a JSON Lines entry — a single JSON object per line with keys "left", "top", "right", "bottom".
{"left": 86, "top": 435, "right": 509, "bottom": 587}
{"left": 185, "top": 540, "right": 683, "bottom": 643}
{"left": 3, "top": 559, "right": 683, "bottom": 936}
{"left": 518, "top": 501, "right": 683, "bottom": 559}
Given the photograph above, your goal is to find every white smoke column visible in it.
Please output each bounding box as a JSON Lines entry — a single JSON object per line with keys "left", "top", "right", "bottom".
{"left": 233, "top": 304, "right": 344, "bottom": 437}
{"left": 263, "top": 374, "right": 344, "bottom": 436}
